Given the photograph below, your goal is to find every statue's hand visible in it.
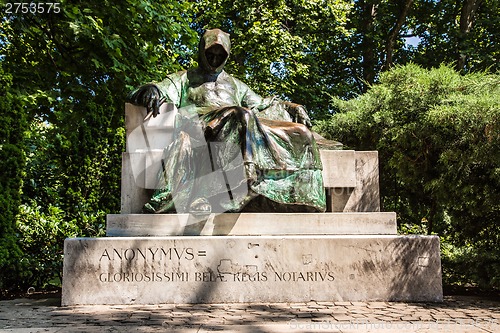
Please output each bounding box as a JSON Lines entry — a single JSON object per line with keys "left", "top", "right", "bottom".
{"left": 127, "top": 84, "right": 165, "bottom": 118}
{"left": 285, "top": 102, "right": 312, "bottom": 128}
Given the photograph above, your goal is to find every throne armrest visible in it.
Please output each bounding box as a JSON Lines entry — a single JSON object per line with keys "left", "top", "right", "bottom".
{"left": 125, "top": 102, "right": 178, "bottom": 153}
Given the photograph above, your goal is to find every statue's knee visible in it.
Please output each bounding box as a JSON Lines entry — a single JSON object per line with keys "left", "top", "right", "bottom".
{"left": 231, "top": 106, "right": 252, "bottom": 120}
{"left": 293, "top": 123, "right": 313, "bottom": 140}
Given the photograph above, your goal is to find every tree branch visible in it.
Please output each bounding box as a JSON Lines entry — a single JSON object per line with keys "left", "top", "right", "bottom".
{"left": 383, "top": 0, "right": 414, "bottom": 71}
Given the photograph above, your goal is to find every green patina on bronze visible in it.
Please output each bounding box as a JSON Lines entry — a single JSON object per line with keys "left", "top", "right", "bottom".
{"left": 128, "top": 28, "right": 326, "bottom": 214}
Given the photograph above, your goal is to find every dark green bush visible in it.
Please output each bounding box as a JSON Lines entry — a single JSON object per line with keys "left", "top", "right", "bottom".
{"left": 15, "top": 203, "right": 82, "bottom": 290}
{"left": 0, "top": 68, "right": 28, "bottom": 292}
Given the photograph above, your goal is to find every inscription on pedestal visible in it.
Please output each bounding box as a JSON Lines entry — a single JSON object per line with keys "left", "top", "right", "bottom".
{"left": 62, "top": 236, "right": 442, "bottom": 305}
{"left": 96, "top": 246, "right": 336, "bottom": 284}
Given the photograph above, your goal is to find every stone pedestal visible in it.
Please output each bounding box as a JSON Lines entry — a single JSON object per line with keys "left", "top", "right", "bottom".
{"left": 62, "top": 235, "right": 442, "bottom": 305}
{"left": 61, "top": 104, "right": 443, "bottom": 305}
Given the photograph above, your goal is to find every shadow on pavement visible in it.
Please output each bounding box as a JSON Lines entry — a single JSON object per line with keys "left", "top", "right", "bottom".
{"left": 0, "top": 294, "right": 499, "bottom": 332}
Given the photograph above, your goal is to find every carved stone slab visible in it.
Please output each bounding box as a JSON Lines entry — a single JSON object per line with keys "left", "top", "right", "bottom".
{"left": 62, "top": 235, "right": 442, "bottom": 305}
{"left": 106, "top": 212, "right": 397, "bottom": 236}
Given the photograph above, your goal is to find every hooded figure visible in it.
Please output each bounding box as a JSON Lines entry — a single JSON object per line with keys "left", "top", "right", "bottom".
{"left": 128, "top": 29, "right": 326, "bottom": 214}
{"left": 198, "top": 29, "right": 230, "bottom": 75}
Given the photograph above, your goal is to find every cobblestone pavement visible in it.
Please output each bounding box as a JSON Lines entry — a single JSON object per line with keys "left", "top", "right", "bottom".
{"left": 0, "top": 295, "right": 499, "bottom": 332}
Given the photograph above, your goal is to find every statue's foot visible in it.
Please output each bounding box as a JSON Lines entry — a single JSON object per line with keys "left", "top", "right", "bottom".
{"left": 189, "top": 197, "right": 212, "bottom": 215}
{"left": 220, "top": 189, "right": 259, "bottom": 212}
{"left": 143, "top": 203, "right": 156, "bottom": 213}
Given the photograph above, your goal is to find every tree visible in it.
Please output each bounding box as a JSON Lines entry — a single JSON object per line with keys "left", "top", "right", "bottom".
{"left": 343, "top": 0, "right": 422, "bottom": 91}
{"left": 457, "top": 0, "right": 484, "bottom": 71}
{"left": 383, "top": 0, "right": 414, "bottom": 71}
{"left": 410, "top": 0, "right": 499, "bottom": 73}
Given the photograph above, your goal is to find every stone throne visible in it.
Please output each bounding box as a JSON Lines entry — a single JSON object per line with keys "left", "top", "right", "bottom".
{"left": 61, "top": 103, "right": 443, "bottom": 305}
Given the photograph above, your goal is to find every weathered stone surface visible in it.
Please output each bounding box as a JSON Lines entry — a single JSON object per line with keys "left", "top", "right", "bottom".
{"left": 125, "top": 102, "right": 176, "bottom": 153}
{"left": 322, "top": 151, "right": 380, "bottom": 213}
{"left": 62, "top": 235, "right": 442, "bottom": 305}
{"left": 320, "top": 150, "right": 356, "bottom": 188}
{"left": 106, "top": 212, "right": 397, "bottom": 236}
{"left": 344, "top": 151, "right": 380, "bottom": 212}
{"left": 120, "top": 153, "right": 155, "bottom": 214}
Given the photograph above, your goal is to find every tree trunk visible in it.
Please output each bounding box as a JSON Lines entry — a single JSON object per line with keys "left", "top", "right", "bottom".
{"left": 456, "top": 0, "right": 483, "bottom": 71}
{"left": 427, "top": 200, "right": 436, "bottom": 235}
{"left": 360, "top": 0, "right": 378, "bottom": 91}
{"left": 383, "top": 0, "right": 414, "bottom": 71}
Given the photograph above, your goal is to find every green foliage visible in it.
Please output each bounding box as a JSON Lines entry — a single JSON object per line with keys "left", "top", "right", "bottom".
{"left": 16, "top": 203, "right": 81, "bottom": 289}
{"left": 441, "top": 237, "right": 500, "bottom": 290}
{"left": 410, "top": 0, "right": 500, "bottom": 73}
{"left": 0, "top": 66, "right": 28, "bottom": 292}
{"left": 1, "top": 0, "right": 198, "bottom": 292}
{"left": 316, "top": 63, "right": 500, "bottom": 289}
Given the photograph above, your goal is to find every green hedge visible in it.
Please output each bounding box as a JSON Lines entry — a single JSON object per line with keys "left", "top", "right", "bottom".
{"left": 0, "top": 68, "right": 28, "bottom": 292}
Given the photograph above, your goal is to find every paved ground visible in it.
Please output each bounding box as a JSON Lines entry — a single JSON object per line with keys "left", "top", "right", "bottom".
{"left": 0, "top": 295, "right": 499, "bottom": 332}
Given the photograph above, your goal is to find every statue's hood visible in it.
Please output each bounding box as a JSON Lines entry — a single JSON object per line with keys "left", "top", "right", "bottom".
{"left": 198, "top": 29, "right": 230, "bottom": 75}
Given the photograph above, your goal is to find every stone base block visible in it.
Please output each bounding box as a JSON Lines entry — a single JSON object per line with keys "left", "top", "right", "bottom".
{"left": 106, "top": 212, "right": 397, "bottom": 236}
{"left": 62, "top": 235, "right": 442, "bottom": 305}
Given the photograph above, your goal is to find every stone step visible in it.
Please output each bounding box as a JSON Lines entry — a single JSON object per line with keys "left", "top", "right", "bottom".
{"left": 106, "top": 212, "right": 397, "bottom": 237}
{"left": 62, "top": 235, "right": 442, "bottom": 305}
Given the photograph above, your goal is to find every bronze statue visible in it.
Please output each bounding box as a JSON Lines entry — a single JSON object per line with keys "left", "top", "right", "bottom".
{"left": 128, "top": 29, "right": 326, "bottom": 214}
